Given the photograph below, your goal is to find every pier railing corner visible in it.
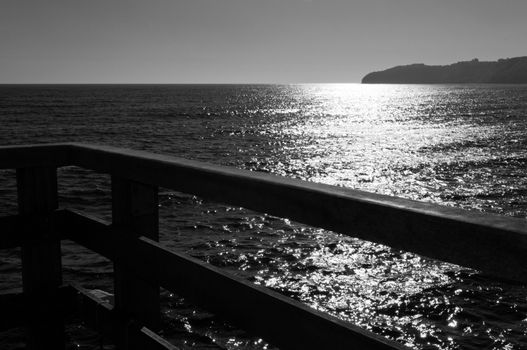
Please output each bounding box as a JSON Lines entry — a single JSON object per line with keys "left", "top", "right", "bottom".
{"left": 1, "top": 143, "right": 526, "bottom": 350}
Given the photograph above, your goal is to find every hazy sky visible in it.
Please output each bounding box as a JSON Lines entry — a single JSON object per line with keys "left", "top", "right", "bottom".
{"left": 1, "top": 0, "right": 526, "bottom": 83}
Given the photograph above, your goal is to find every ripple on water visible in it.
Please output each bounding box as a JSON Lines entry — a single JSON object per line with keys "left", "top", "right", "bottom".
{"left": 1, "top": 84, "right": 527, "bottom": 349}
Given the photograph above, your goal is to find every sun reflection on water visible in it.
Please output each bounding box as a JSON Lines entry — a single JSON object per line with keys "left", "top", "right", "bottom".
{"left": 180, "top": 84, "right": 527, "bottom": 349}
{"left": 2, "top": 84, "right": 527, "bottom": 349}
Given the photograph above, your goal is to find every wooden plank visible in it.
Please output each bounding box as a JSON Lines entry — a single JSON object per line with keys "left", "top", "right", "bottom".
{"left": 56, "top": 209, "right": 116, "bottom": 258}
{"left": 58, "top": 210, "right": 408, "bottom": 350}
{"left": 128, "top": 325, "right": 181, "bottom": 350}
{"left": 112, "top": 177, "right": 160, "bottom": 349}
{"left": 70, "top": 284, "right": 179, "bottom": 350}
{"left": 0, "top": 143, "right": 71, "bottom": 170}
{"left": 72, "top": 284, "right": 115, "bottom": 337}
{"left": 68, "top": 143, "right": 527, "bottom": 283}
{"left": 17, "top": 166, "right": 64, "bottom": 349}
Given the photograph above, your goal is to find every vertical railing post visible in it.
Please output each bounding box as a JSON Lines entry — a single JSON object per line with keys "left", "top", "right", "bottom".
{"left": 16, "top": 167, "right": 63, "bottom": 349}
{"left": 111, "top": 176, "right": 160, "bottom": 349}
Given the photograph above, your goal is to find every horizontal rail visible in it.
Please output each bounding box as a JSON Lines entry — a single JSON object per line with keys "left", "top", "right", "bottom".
{"left": 1, "top": 143, "right": 526, "bottom": 282}
{"left": 66, "top": 143, "right": 527, "bottom": 283}
{"left": 57, "top": 209, "right": 406, "bottom": 350}
{"left": 0, "top": 143, "right": 71, "bottom": 169}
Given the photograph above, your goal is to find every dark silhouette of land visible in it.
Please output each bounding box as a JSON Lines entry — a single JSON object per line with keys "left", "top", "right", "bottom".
{"left": 362, "top": 56, "right": 527, "bottom": 84}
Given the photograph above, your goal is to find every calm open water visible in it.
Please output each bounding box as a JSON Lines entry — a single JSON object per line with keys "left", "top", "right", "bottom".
{"left": 1, "top": 84, "right": 527, "bottom": 349}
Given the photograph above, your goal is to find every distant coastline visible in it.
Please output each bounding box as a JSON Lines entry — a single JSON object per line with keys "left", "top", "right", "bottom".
{"left": 362, "top": 56, "right": 527, "bottom": 84}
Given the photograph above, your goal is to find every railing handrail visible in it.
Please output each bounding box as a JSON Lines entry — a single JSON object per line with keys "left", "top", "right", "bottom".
{"left": 2, "top": 142, "right": 527, "bottom": 350}
{"left": 1, "top": 142, "right": 526, "bottom": 282}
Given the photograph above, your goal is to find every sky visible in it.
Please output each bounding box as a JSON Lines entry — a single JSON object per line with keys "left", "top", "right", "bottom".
{"left": 1, "top": 0, "right": 526, "bottom": 84}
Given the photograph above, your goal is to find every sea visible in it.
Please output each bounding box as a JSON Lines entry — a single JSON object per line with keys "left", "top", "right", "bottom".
{"left": 0, "top": 84, "right": 526, "bottom": 350}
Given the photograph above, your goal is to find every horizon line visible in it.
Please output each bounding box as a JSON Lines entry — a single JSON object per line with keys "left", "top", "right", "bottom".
{"left": 0, "top": 82, "right": 363, "bottom": 85}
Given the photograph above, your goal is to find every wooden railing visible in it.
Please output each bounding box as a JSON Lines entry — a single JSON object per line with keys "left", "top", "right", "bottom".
{"left": 1, "top": 143, "right": 526, "bottom": 350}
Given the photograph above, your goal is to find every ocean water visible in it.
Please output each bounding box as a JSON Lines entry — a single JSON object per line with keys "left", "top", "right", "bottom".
{"left": 0, "top": 84, "right": 527, "bottom": 349}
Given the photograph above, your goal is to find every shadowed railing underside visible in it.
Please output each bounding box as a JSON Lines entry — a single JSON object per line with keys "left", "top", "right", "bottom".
{"left": 0, "top": 143, "right": 526, "bottom": 350}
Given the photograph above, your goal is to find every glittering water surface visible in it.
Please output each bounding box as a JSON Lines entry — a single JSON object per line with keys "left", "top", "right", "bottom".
{"left": 1, "top": 84, "right": 527, "bottom": 349}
